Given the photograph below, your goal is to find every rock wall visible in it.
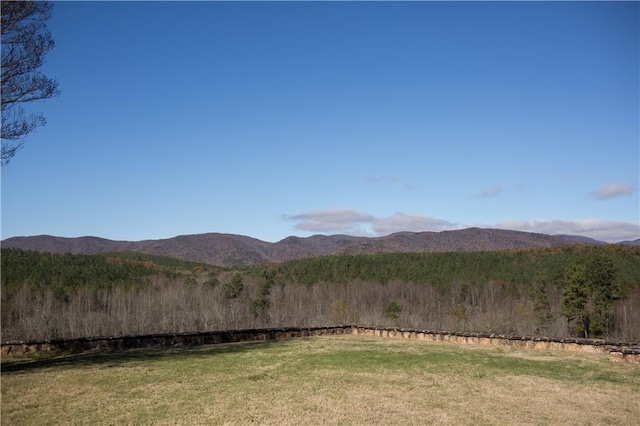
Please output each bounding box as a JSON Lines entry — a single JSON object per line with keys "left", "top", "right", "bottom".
{"left": 350, "top": 326, "right": 640, "bottom": 363}
{"left": 0, "top": 325, "right": 352, "bottom": 356}
{"left": 2, "top": 325, "right": 639, "bottom": 363}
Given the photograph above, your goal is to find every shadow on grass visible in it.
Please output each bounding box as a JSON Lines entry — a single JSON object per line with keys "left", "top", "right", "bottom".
{"left": 1, "top": 338, "right": 291, "bottom": 374}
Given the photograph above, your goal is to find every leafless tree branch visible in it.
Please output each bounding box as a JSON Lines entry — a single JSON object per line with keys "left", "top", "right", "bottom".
{"left": 1, "top": 1, "right": 59, "bottom": 165}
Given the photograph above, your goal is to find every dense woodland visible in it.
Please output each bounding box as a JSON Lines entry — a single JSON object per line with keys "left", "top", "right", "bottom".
{"left": 2, "top": 245, "right": 640, "bottom": 341}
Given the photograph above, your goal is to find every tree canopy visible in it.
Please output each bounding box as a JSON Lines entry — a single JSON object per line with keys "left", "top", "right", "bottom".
{"left": 562, "top": 256, "right": 619, "bottom": 338}
{"left": 1, "top": 0, "right": 59, "bottom": 165}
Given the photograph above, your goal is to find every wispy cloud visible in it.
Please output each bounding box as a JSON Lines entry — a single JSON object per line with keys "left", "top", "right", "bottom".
{"left": 590, "top": 183, "right": 636, "bottom": 200}
{"left": 494, "top": 219, "right": 640, "bottom": 243}
{"left": 481, "top": 185, "right": 503, "bottom": 198}
{"left": 372, "top": 213, "right": 457, "bottom": 235}
{"left": 286, "top": 209, "right": 639, "bottom": 243}
{"left": 283, "top": 210, "right": 374, "bottom": 234}
{"left": 365, "top": 176, "right": 401, "bottom": 185}
{"left": 285, "top": 210, "right": 458, "bottom": 236}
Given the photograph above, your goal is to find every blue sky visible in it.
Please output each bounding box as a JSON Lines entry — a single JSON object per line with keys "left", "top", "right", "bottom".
{"left": 2, "top": 1, "right": 638, "bottom": 243}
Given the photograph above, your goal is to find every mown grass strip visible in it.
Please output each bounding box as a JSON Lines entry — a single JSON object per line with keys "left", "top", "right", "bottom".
{"left": 2, "top": 336, "right": 639, "bottom": 425}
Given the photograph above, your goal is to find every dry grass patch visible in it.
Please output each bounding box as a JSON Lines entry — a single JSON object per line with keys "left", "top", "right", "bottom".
{"left": 2, "top": 335, "right": 639, "bottom": 425}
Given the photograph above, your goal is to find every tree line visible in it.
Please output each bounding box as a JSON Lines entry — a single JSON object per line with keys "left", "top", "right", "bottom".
{"left": 2, "top": 245, "right": 639, "bottom": 341}
{"left": 1, "top": 249, "right": 218, "bottom": 300}
{"left": 267, "top": 245, "right": 640, "bottom": 290}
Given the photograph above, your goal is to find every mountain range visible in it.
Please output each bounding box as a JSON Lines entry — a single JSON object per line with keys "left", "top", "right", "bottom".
{"left": 3, "top": 228, "right": 635, "bottom": 267}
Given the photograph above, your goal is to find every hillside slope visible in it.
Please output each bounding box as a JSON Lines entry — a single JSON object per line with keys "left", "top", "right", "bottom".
{"left": 2, "top": 228, "right": 600, "bottom": 266}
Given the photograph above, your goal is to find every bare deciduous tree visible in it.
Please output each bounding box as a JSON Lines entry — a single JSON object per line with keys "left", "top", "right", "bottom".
{"left": 1, "top": 0, "right": 59, "bottom": 165}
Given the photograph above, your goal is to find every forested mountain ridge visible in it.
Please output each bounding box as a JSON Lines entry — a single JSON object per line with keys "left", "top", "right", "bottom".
{"left": 620, "top": 238, "right": 640, "bottom": 246}
{"left": 0, "top": 228, "right": 610, "bottom": 267}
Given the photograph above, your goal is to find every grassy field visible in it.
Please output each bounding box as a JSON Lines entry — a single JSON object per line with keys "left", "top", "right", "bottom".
{"left": 2, "top": 335, "right": 639, "bottom": 425}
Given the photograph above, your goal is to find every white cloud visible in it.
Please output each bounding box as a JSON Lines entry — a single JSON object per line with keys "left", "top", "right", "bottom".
{"left": 494, "top": 219, "right": 640, "bottom": 243}
{"left": 286, "top": 211, "right": 639, "bottom": 243}
{"left": 286, "top": 210, "right": 457, "bottom": 236}
{"left": 481, "top": 185, "right": 503, "bottom": 198}
{"left": 372, "top": 213, "right": 457, "bottom": 235}
{"left": 284, "top": 210, "right": 374, "bottom": 234}
{"left": 590, "top": 183, "right": 636, "bottom": 200}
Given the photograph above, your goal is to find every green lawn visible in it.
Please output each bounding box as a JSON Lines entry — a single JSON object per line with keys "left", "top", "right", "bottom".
{"left": 2, "top": 336, "right": 639, "bottom": 425}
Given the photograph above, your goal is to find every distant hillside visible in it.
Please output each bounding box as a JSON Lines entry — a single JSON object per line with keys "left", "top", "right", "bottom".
{"left": 0, "top": 235, "right": 134, "bottom": 254}
{"left": 554, "top": 234, "right": 607, "bottom": 245}
{"left": 336, "top": 228, "right": 583, "bottom": 255}
{"left": 620, "top": 238, "right": 640, "bottom": 246}
{"left": 2, "top": 228, "right": 606, "bottom": 267}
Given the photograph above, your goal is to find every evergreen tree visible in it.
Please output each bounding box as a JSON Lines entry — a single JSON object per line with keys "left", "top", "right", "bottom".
{"left": 586, "top": 256, "right": 618, "bottom": 337}
{"left": 532, "top": 279, "right": 553, "bottom": 335}
{"left": 562, "top": 257, "right": 617, "bottom": 338}
{"left": 223, "top": 273, "right": 244, "bottom": 299}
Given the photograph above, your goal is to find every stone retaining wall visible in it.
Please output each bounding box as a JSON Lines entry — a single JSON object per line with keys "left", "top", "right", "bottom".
{"left": 2, "top": 325, "right": 639, "bottom": 363}
{"left": 350, "top": 326, "right": 640, "bottom": 363}
{"left": 0, "top": 325, "right": 352, "bottom": 356}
